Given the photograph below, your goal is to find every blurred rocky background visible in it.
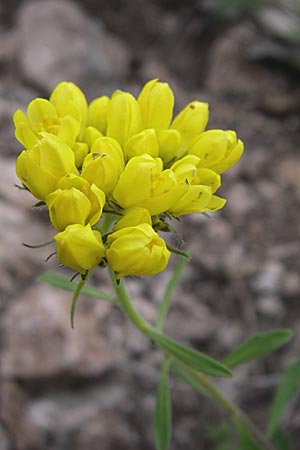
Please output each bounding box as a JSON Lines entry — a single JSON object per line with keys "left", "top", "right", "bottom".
{"left": 0, "top": 0, "right": 300, "bottom": 449}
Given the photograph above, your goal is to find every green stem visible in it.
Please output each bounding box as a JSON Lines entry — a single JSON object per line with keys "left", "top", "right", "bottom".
{"left": 156, "top": 255, "right": 188, "bottom": 332}
{"left": 108, "top": 271, "right": 275, "bottom": 450}
{"left": 107, "top": 267, "right": 150, "bottom": 333}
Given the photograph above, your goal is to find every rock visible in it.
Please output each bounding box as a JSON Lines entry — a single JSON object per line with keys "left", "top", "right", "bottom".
{"left": 225, "top": 182, "right": 259, "bottom": 217}
{"left": 1, "top": 283, "right": 114, "bottom": 378}
{"left": 0, "top": 157, "right": 53, "bottom": 295}
{"left": 251, "top": 261, "right": 284, "bottom": 295}
{"left": 0, "top": 382, "right": 45, "bottom": 450}
{"left": 256, "top": 295, "right": 285, "bottom": 319}
{"left": 16, "top": 0, "right": 130, "bottom": 94}
{"left": 26, "top": 383, "right": 129, "bottom": 449}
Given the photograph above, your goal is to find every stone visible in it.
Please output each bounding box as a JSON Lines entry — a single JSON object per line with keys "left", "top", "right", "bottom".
{"left": 1, "top": 283, "right": 114, "bottom": 378}
{"left": 16, "top": 0, "right": 130, "bottom": 94}
{"left": 256, "top": 295, "right": 285, "bottom": 319}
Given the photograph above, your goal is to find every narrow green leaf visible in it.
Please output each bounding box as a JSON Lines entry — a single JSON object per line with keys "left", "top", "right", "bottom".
{"left": 267, "top": 360, "right": 300, "bottom": 438}
{"left": 272, "top": 428, "right": 294, "bottom": 450}
{"left": 171, "top": 361, "right": 209, "bottom": 397}
{"left": 153, "top": 359, "right": 172, "bottom": 450}
{"left": 233, "top": 417, "right": 264, "bottom": 450}
{"left": 223, "top": 330, "right": 293, "bottom": 369}
{"left": 148, "top": 329, "right": 232, "bottom": 378}
{"left": 38, "top": 271, "right": 114, "bottom": 301}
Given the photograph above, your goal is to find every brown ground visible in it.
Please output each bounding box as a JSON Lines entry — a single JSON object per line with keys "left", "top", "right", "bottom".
{"left": 1, "top": 1, "right": 300, "bottom": 449}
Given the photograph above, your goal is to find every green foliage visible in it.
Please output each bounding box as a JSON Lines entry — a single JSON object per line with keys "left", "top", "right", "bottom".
{"left": 38, "top": 271, "right": 114, "bottom": 301}
{"left": 267, "top": 360, "right": 300, "bottom": 438}
{"left": 215, "top": 0, "right": 271, "bottom": 16}
{"left": 171, "top": 361, "right": 209, "bottom": 397}
{"left": 272, "top": 428, "right": 294, "bottom": 450}
{"left": 233, "top": 417, "right": 264, "bottom": 450}
{"left": 148, "top": 329, "right": 232, "bottom": 378}
{"left": 223, "top": 329, "right": 293, "bottom": 369}
{"left": 153, "top": 359, "right": 172, "bottom": 450}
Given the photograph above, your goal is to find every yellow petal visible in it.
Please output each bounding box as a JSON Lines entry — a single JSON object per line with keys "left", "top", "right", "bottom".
{"left": 87, "top": 96, "right": 109, "bottom": 134}
{"left": 158, "top": 129, "right": 182, "bottom": 164}
{"left": 106, "top": 91, "right": 142, "bottom": 146}
{"left": 138, "top": 79, "right": 174, "bottom": 131}
{"left": 124, "top": 128, "right": 159, "bottom": 160}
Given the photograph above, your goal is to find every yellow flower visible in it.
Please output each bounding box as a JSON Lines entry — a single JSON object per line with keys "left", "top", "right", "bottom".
{"left": 55, "top": 224, "right": 105, "bottom": 274}
{"left": 188, "top": 130, "right": 244, "bottom": 174}
{"left": 50, "top": 81, "right": 88, "bottom": 136}
{"left": 137, "top": 79, "right": 174, "bottom": 131}
{"left": 15, "top": 134, "right": 78, "bottom": 200}
{"left": 106, "top": 91, "right": 142, "bottom": 146}
{"left": 81, "top": 137, "right": 124, "bottom": 194}
{"left": 106, "top": 223, "right": 170, "bottom": 278}
{"left": 171, "top": 101, "right": 209, "bottom": 157}
{"left": 87, "top": 95, "right": 109, "bottom": 134}
{"left": 13, "top": 82, "right": 88, "bottom": 151}
{"left": 113, "top": 206, "right": 152, "bottom": 231}
{"left": 124, "top": 128, "right": 159, "bottom": 160}
{"left": 158, "top": 129, "right": 182, "bottom": 164}
{"left": 46, "top": 176, "right": 105, "bottom": 231}
{"left": 113, "top": 154, "right": 187, "bottom": 215}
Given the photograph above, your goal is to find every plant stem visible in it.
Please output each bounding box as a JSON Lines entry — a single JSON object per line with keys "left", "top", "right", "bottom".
{"left": 156, "top": 255, "right": 188, "bottom": 332}
{"left": 108, "top": 270, "right": 276, "bottom": 450}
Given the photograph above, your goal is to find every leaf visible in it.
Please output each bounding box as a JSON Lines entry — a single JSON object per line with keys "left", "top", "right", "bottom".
{"left": 272, "top": 428, "right": 294, "bottom": 450}
{"left": 171, "top": 361, "right": 209, "bottom": 397}
{"left": 267, "top": 360, "right": 300, "bottom": 438}
{"left": 148, "top": 329, "right": 232, "bottom": 378}
{"left": 223, "top": 329, "right": 293, "bottom": 369}
{"left": 38, "top": 271, "right": 114, "bottom": 301}
{"left": 233, "top": 417, "right": 264, "bottom": 450}
{"left": 153, "top": 359, "right": 172, "bottom": 450}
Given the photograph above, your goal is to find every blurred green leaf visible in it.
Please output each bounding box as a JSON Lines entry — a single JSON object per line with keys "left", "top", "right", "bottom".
{"left": 267, "top": 360, "right": 300, "bottom": 438}
{"left": 223, "top": 330, "right": 293, "bottom": 369}
{"left": 272, "top": 427, "right": 294, "bottom": 450}
{"left": 153, "top": 359, "right": 172, "bottom": 450}
{"left": 38, "top": 271, "right": 114, "bottom": 301}
{"left": 171, "top": 361, "right": 209, "bottom": 397}
{"left": 233, "top": 417, "right": 264, "bottom": 450}
{"left": 148, "top": 329, "right": 232, "bottom": 378}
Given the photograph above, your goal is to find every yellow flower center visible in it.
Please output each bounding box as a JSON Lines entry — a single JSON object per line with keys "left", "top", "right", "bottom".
{"left": 35, "top": 115, "right": 61, "bottom": 134}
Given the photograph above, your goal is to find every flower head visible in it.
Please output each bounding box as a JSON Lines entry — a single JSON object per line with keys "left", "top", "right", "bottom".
{"left": 14, "top": 79, "right": 244, "bottom": 279}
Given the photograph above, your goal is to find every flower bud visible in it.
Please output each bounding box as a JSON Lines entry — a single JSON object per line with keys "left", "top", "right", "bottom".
{"left": 87, "top": 96, "right": 109, "bottom": 134}
{"left": 106, "top": 223, "right": 170, "bottom": 278}
{"left": 138, "top": 79, "right": 174, "bottom": 131}
{"left": 81, "top": 137, "right": 124, "bottom": 194}
{"left": 113, "top": 154, "right": 187, "bottom": 215}
{"left": 81, "top": 126, "right": 103, "bottom": 149}
{"left": 113, "top": 206, "right": 152, "bottom": 231}
{"left": 50, "top": 81, "right": 88, "bottom": 135}
{"left": 106, "top": 91, "right": 142, "bottom": 146}
{"left": 168, "top": 185, "right": 212, "bottom": 216}
{"left": 124, "top": 128, "right": 159, "bottom": 160}
{"left": 188, "top": 130, "right": 244, "bottom": 174}
{"left": 188, "top": 130, "right": 227, "bottom": 167}
{"left": 55, "top": 224, "right": 105, "bottom": 274}
{"left": 171, "top": 101, "right": 209, "bottom": 156}
{"left": 16, "top": 134, "right": 78, "bottom": 200}
{"left": 56, "top": 174, "right": 106, "bottom": 226}
{"left": 158, "top": 129, "right": 182, "bottom": 164}
{"left": 46, "top": 188, "right": 91, "bottom": 231}
{"left": 73, "top": 142, "right": 89, "bottom": 168}
{"left": 208, "top": 131, "right": 244, "bottom": 174}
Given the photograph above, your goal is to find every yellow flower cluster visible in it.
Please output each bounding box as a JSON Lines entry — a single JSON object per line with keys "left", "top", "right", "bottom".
{"left": 15, "top": 80, "right": 243, "bottom": 277}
